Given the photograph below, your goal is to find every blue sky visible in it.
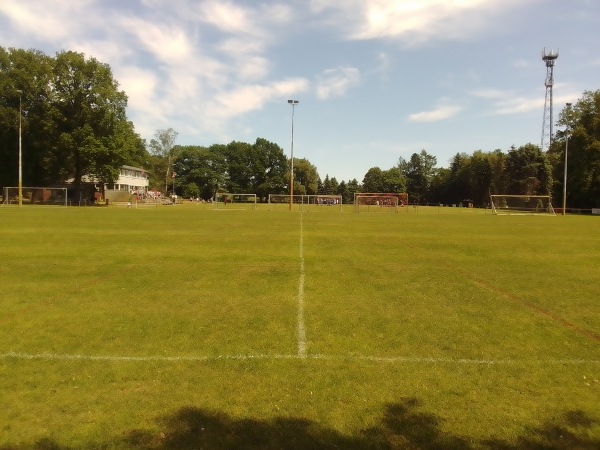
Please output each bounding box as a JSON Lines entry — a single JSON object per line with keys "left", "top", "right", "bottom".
{"left": 1, "top": 0, "right": 598, "bottom": 182}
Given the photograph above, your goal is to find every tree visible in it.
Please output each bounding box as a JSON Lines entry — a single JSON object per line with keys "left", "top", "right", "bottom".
{"left": 182, "top": 182, "right": 200, "bottom": 199}
{"left": 398, "top": 149, "right": 437, "bottom": 203}
{"left": 447, "top": 153, "right": 471, "bottom": 203}
{"left": 172, "top": 144, "right": 227, "bottom": 199}
{"left": 468, "top": 150, "right": 494, "bottom": 206}
{"left": 0, "top": 47, "right": 55, "bottom": 188}
{"left": 505, "top": 144, "right": 552, "bottom": 196}
{"left": 148, "top": 128, "right": 178, "bottom": 193}
{"left": 382, "top": 168, "right": 406, "bottom": 193}
{"left": 47, "top": 51, "right": 144, "bottom": 199}
{"left": 248, "top": 138, "right": 288, "bottom": 200}
{"left": 321, "top": 174, "right": 335, "bottom": 195}
{"left": 551, "top": 91, "right": 600, "bottom": 208}
{"left": 362, "top": 167, "right": 384, "bottom": 192}
{"left": 292, "top": 158, "right": 319, "bottom": 195}
{"left": 347, "top": 178, "right": 361, "bottom": 200}
{"left": 336, "top": 180, "right": 349, "bottom": 203}
{"left": 429, "top": 167, "right": 452, "bottom": 204}
{"left": 223, "top": 140, "right": 253, "bottom": 192}
{"left": 0, "top": 48, "right": 144, "bottom": 197}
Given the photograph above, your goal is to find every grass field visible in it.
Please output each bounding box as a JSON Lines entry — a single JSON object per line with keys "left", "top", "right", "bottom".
{"left": 1, "top": 204, "right": 599, "bottom": 449}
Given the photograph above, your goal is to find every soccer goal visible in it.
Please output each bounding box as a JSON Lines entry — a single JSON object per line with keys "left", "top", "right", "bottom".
{"left": 354, "top": 193, "right": 408, "bottom": 213}
{"left": 213, "top": 193, "right": 257, "bottom": 210}
{"left": 267, "top": 194, "right": 343, "bottom": 211}
{"left": 1, "top": 187, "right": 68, "bottom": 206}
{"left": 490, "top": 194, "right": 556, "bottom": 215}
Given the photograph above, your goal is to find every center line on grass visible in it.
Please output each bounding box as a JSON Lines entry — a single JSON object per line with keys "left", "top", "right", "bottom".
{"left": 297, "top": 211, "right": 307, "bottom": 358}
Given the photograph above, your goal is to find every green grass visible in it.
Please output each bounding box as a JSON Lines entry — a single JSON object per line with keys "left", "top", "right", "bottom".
{"left": 1, "top": 204, "right": 599, "bottom": 449}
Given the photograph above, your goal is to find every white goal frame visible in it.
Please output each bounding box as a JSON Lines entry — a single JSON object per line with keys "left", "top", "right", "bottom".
{"left": 213, "top": 192, "right": 257, "bottom": 210}
{"left": 490, "top": 194, "right": 556, "bottom": 215}
{"left": 2, "top": 187, "right": 68, "bottom": 206}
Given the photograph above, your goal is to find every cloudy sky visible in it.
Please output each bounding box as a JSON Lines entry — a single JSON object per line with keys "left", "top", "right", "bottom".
{"left": 1, "top": 0, "right": 598, "bottom": 181}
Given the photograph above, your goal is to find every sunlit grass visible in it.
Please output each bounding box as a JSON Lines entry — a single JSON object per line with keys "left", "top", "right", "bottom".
{"left": 0, "top": 205, "right": 598, "bottom": 448}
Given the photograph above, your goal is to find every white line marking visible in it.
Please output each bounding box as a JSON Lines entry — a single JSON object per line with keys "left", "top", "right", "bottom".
{"left": 297, "top": 211, "right": 307, "bottom": 358}
{"left": 1, "top": 352, "right": 598, "bottom": 365}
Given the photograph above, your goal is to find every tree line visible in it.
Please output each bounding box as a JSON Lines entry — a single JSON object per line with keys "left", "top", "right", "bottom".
{"left": 1, "top": 47, "right": 599, "bottom": 208}
{"left": 0, "top": 47, "right": 146, "bottom": 199}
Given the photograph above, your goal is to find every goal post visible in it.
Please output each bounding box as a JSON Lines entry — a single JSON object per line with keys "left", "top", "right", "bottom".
{"left": 490, "top": 194, "right": 556, "bottom": 215}
{"left": 354, "top": 193, "right": 408, "bottom": 213}
{"left": 1, "top": 187, "right": 68, "bottom": 206}
{"left": 267, "top": 194, "right": 343, "bottom": 211}
{"left": 213, "top": 193, "right": 257, "bottom": 210}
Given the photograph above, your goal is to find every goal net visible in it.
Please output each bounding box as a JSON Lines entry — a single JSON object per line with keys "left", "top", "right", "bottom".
{"left": 213, "top": 193, "right": 257, "bottom": 210}
{"left": 490, "top": 195, "right": 555, "bottom": 215}
{"left": 267, "top": 194, "right": 343, "bottom": 211}
{"left": 2, "top": 187, "right": 68, "bottom": 206}
{"left": 354, "top": 193, "right": 407, "bottom": 213}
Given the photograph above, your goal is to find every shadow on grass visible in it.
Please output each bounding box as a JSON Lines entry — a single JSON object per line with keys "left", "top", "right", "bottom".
{"left": 4, "top": 399, "right": 599, "bottom": 449}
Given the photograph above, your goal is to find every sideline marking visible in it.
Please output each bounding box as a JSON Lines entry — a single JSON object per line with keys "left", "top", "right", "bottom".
{"left": 297, "top": 211, "right": 307, "bottom": 358}
{"left": 1, "top": 352, "right": 598, "bottom": 365}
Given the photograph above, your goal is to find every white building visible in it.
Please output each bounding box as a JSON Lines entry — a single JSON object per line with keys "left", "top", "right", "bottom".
{"left": 105, "top": 165, "right": 149, "bottom": 194}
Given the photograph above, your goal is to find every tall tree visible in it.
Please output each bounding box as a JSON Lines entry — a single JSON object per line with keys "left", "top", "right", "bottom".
{"left": 382, "top": 167, "right": 406, "bottom": 193}
{"left": 551, "top": 91, "right": 600, "bottom": 208}
{"left": 362, "top": 167, "right": 384, "bottom": 192}
{"left": 292, "top": 158, "right": 319, "bottom": 195}
{"left": 223, "top": 140, "right": 253, "bottom": 192}
{"left": 398, "top": 149, "right": 437, "bottom": 203}
{"left": 248, "top": 138, "right": 288, "bottom": 199}
{"left": 170, "top": 144, "right": 229, "bottom": 199}
{"left": 0, "top": 48, "right": 144, "bottom": 197}
{"left": 148, "top": 128, "right": 179, "bottom": 192}
{"left": 46, "top": 51, "right": 143, "bottom": 199}
{"left": 468, "top": 150, "right": 494, "bottom": 205}
{"left": 447, "top": 153, "right": 471, "bottom": 202}
{"left": 505, "top": 144, "right": 552, "bottom": 196}
{"left": 0, "top": 47, "right": 54, "bottom": 188}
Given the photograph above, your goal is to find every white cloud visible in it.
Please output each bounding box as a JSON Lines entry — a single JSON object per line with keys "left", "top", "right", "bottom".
{"left": 468, "top": 87, "right": 542, "bottom": 115}
{"left": 211, "top": 78, "right": 310, "bottom": 121}
{"left": 0, "top": 0, "right": 94, "bottom": 42}
{"left": 197, "top": 0, "right": 292, "bottom": 42}
{"left": 409, "top": 104, "right": 461, "bottom": 122}
{"left": 309, "top": 0, "right": 537, "bottom": 45}
{"left": 374, "top": 52, "right": 391, "bottom": 81}
{"left": 199, "top": 0, "right": 261, "bottom": 35}
{"left": 492, "top": 97, "right": 543, "bottom": 115}
{"left": 468, "top": 84, "right": 580, "bottom": 116}
{"left": 120, "top": 18, "right": 195, "bottom": 65}
{"left": 316, "top": 67, "right": 361, "bottom": 100}
{"left": 470, "top": 89, "right": 511, "bottom": 100}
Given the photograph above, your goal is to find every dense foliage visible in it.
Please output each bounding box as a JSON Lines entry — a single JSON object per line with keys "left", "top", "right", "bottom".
{"left": 2, "top": 46, "right": 599, "bottom": 207}
{"left": 0, "top": 47, "right": 145, "bottom": 197}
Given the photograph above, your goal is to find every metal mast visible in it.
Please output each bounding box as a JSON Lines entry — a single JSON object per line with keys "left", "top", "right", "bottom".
{"left": 541, "top": 48, "right": 558, "bottom": 152}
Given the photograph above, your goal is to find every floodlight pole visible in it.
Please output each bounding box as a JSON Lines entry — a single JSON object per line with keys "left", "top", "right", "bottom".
{"left": 17, "top": 90, "right": 23, "bottom": 207}
{"left": 562, "top": 102, "right": 572, "bottom": 216}
{"left": 288, "top": 100, "right": 299, "bottom": 211}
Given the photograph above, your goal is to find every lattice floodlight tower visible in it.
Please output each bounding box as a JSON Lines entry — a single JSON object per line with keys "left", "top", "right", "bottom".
{"left": 541, "top": 48, "right": 558, "bottom": 153}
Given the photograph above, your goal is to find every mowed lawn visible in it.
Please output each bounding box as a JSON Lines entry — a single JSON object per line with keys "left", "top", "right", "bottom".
{"left": 0, "top": 204, "right": 599, "bottom": 449}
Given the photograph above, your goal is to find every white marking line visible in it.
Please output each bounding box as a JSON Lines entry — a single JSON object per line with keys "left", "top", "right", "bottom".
{"left": 297, "top": 211, "right": 307, "bottom": 358}
{"left": 1, "top": 352, "right": 598, "bottom": 365}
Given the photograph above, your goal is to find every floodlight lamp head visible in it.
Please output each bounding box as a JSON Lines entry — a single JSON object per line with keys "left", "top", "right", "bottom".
{"left": 287, "top": 99, "right": 299, "bottom": 104}
{"left": 542, "top": 48, "right": 559, "bottom": 67}
{"left": 566, "top": 102, "right": 572, "bottom": 107}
